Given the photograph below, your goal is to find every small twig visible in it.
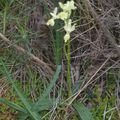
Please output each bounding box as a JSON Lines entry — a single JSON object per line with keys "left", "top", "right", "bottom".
{"left": 0, "top": 33, "right": 53, "bottom": 75}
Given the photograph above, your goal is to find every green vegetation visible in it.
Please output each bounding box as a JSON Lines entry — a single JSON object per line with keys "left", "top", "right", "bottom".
{"left": 0, "top": 0, "right": 120, "bottom": 119}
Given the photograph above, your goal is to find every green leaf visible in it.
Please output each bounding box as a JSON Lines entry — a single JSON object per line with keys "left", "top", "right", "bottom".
{"left": 0, "top": 98, "right": 27, "bottom": 113}
{"left": 0, "top": 60, "right": 41, "bottom": 120}
{"left": 53, "top": 21, "right": 63, "bottom": 65}
{"left": 18, "top": 112, "right": 29, "bottom": 120}
{"left": 41, "top": 65, "right": 61, "bottom": 98}
{"left": 34, "top": 65, "right": 61, "bottom": 112}
{"left": 33, "top": 98, "right": 53, "bottom": 112}
{"left": 73, "top": 102, "right": 94, "bottom": 120}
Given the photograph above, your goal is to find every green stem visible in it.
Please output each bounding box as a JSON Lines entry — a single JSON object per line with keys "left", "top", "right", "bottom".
{"left": 67, "top": 39, "right": 72, "bottom": 96}
{"left": 64, "top": 39, "right": 72, "bottom": 96}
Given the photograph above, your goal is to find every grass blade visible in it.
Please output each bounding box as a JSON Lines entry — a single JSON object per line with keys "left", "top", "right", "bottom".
{"left": 0, "top": 98, "right": 27, "bottom": 113}
{"left": 0, "top": 60, "right": 41, "bottom": 120}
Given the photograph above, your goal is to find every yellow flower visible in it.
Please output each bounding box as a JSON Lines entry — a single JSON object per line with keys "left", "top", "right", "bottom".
{"left": 47, "top": 7, "right": 59, "bottom": 26}
{"left": 64, "top": 19, "right": 75, "bottom": 33}
{"left": 58, "top": 11, "right": 69, "bottom": 20}
{"left": 47, "top": 18, "right": 55, "bottom": 26}
{"left": 50, "top": 7, "right": 59, "bottom": 19}
{"left": 64, "top": 32, "right": 70, "bottom": 42}
{"left": 59, "top": 0, "right": 76, "bottom": 12}
{"left": 68, "top": 0, "right": 77, "bottom": 10}
{"left": 47, "top": 0, "right": 76, "bottom": 43}
{"left": 63, "top": 19, "right": 76, "bottom": 42}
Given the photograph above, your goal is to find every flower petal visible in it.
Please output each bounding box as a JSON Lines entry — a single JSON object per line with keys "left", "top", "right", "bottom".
{"left": 64, "top": 33, "right": 70, "bottom": 42}
{"left": 64, "top": 19, "right": 75, "bottom": 33}
{"left": 59, "top": 0, "right": 76, "bottom": 12}
{"left": 50, "top": 7, "right": 58, "bottom": 19}
{"left": 58, "top": 12, "right": 69, "bottom": 20}
{"left": 47, "top": 19, "right": 55, "bottom": 26}
{"left": 59, "top": 2, "right": 65, "bottom": 10}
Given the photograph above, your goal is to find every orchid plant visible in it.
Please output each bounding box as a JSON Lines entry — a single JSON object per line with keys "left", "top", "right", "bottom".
{"left": 47, "top": 0, "right": 76, "bottom": 43}
{"left": 47, "top": 0, "right": 76, "bottom": 96}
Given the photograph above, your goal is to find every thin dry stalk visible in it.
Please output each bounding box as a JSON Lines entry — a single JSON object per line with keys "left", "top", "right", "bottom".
{"left": 84, "top": 0, "right": 120, "bottom": 56}
{"left": 68, "top": 56, "right": 110, "bottom": 105}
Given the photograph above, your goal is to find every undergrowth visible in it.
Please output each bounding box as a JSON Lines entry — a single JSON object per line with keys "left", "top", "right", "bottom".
{"left": 0, "top": 0, "right": 120, "bottom": 120}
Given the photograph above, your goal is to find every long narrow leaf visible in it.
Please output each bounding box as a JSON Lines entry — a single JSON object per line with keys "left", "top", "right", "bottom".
{"left": 0, "top": 98, "right": 27, "bottom": 113}
{"left": 0, "top": 60, "right": 41, "bottom": 120}
{"left": 41, "top": 65, "right": 61, "bottom": 98}
{"left": 34, "top": 65, "right": 61, "bottom": 111}
{"left": 73, "top": 102, "right": 94, "bottom": 120}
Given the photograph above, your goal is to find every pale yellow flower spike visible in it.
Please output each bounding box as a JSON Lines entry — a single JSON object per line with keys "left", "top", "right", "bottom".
{"left": 47, "top": 0, "right": 76, "bottom": 42}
